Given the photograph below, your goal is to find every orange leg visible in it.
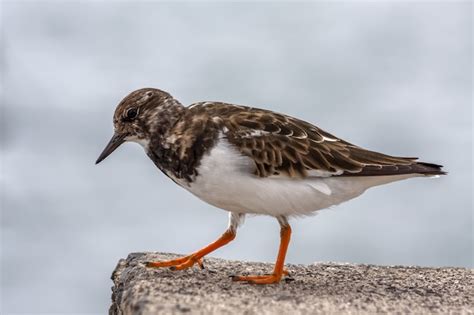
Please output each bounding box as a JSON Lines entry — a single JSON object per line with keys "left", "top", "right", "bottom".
{"left": 232, "top": 222, "right": 292, "bottom": 284}
{"left": 145, "top": 230, "right": 236, "bottom": 270}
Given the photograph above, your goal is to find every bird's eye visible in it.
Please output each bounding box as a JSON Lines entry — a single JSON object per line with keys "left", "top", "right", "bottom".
{"left": 126, "top": 108, "right": 138, "bottom": 120}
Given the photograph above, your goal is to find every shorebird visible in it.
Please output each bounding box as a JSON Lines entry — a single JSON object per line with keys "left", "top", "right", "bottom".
{"left": 96, "top": 88, "right": 445, "bottom": 284}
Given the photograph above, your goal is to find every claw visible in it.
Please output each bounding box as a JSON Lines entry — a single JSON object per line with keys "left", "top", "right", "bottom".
{"left": 197, "top": 258, "right": 205, "bottom": 269}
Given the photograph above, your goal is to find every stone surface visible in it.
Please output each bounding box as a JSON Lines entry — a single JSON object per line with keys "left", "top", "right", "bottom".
{"left": 110, "top": 252, "right": 473, "bottom": 314}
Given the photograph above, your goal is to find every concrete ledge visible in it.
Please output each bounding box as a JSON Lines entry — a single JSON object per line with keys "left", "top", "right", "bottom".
{"left": 110, "top": 252, "right": 473, "bottom": 314}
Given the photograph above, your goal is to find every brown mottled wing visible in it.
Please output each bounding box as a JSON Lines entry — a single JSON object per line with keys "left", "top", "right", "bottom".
{"left": 203, "top": 103, "right": 444, "bottom": 178}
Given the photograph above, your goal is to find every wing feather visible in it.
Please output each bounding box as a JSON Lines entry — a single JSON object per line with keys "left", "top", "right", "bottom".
{"left": 190, "top": 102, "right": 445, "bottom": 178}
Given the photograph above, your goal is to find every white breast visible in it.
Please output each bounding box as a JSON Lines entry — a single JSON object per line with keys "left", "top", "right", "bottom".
{"left": 177, "top": 137, "right": 419, "bottom": 217}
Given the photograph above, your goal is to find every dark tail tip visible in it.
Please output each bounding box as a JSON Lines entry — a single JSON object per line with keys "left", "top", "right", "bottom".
{"left": 416, "top": 162, "right": 447, "bottom": 175}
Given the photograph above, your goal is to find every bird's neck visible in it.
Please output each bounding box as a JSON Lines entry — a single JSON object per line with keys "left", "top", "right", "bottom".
{"left": 142, "top": 98, "right": 186, "bottom": 146}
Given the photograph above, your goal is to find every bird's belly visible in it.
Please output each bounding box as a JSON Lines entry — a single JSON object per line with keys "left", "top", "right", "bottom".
{"left": 187, "top": 174, "right": 365, "bottom": 216}
{"left": 179, "top": 138, "right": 414, "bottom": 216}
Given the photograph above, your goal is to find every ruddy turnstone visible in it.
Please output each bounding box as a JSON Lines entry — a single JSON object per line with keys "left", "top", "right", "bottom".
{"left": 96, "top": 88, "right": 445, "bottom": 284}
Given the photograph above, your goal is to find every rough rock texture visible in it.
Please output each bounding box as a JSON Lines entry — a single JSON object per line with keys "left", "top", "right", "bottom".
{"left": 110, "top": 252, "right": 473, "bottom": 315}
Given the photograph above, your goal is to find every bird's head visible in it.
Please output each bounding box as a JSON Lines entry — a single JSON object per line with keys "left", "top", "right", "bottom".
{"left": 96, "top": 88, "right": 184, "bottom": 164}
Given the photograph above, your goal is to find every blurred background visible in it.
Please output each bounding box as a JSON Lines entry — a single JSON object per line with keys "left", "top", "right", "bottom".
{"left": 1, "top": 1, "right": 472, "bottom": 313}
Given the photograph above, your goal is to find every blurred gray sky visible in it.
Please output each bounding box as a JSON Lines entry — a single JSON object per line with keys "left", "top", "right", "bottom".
{"left": 1, "top": 1, "right": 472, "bottom": 313}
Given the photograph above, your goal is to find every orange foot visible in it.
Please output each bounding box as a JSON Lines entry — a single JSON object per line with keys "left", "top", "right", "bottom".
{"left": 232, "top": 273, "right": 283, "bottom": 284}
{"left": 145, "top": 230, "right": 236, "bottom": 271}
{"left": 145, "top": 255, "right": 204, "bottom": 270}
{"left": 231, "top": 270, "right": 290, "bottom": 284}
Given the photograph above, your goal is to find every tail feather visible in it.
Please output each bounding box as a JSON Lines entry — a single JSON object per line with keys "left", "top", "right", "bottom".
{"left": 342, "top": 161, "right": 446, "bottom": 177}
{"left": 415, "top": 162, "right": 447, "bottom": 175}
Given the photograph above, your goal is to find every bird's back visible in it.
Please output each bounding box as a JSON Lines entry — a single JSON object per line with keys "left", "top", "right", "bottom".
{"left": 163, "top": 102, "right": 444, "bottom": 182}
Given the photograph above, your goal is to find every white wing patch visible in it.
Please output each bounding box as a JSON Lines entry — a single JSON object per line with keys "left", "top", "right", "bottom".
{"left": 308, "top": 181, "right": 332, "bottom": 195}
{"left": 307, "top": 169, "right": 344, "bottom": 177}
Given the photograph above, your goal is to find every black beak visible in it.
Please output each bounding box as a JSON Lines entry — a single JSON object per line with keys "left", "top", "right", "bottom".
{"left": 95, "top": 133, "right": 127, "bottom": 165}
